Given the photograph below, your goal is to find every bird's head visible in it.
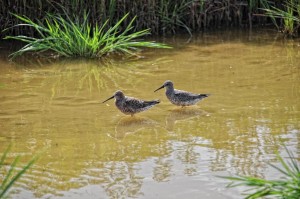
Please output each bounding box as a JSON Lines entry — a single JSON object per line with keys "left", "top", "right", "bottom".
{"left": 154, "top": 80, "right": 174, "bottom": 92}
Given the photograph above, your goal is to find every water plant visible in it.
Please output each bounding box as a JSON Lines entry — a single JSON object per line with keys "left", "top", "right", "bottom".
{"left": 221, "top": 146, "right": 300, "bottom": 199}
{"left": 249, "top": 0, "right": 278, "bottom": 29}
{"left": 0, "top": 145, "right": 37, "bottom": 198}
{"left": 5, "top": 12, "right": 171, "bottom": 59}
{"left": 264, "top": 0, "right": 300, "bottom": 36}
{"left": 0, "top": 0, "right": 287, "bottom": 38}
{"left": 158, "top": 0, "right": 192, "bottom": 35}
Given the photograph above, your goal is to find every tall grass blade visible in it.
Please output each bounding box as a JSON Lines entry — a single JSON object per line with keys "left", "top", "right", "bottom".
{"left": 5, "top": 12, "right": 170, "bottom": 59}
{"left": 0, "top": 145, "right": 11, "bottom": 170}
{"left": 220, "top": 146, "right": 300, "bottom": 198}
{"left": 0, "top": 156, "right": 37, "bottom": 198}
{"left": 0, "top": 145, "right": 38, "bottom": 198}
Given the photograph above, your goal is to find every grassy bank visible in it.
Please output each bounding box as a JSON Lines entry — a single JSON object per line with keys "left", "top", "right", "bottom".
{"left": 1, "top": 1, "right": 300, "bottom": 58}
{"left": 1, "top": 0, "right": 299, "bottom": 38}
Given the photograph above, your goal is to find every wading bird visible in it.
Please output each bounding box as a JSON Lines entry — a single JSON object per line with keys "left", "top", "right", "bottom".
{"left": 154, "top": 80, "right": 209, "bottom": 107}
{"left": 102, "top": 90, "right": 160, "bottom": 116}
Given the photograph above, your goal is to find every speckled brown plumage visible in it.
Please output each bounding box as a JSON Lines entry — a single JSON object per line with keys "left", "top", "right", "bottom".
{"left": 102, "top": 90, "right": 160, "bottom": 116}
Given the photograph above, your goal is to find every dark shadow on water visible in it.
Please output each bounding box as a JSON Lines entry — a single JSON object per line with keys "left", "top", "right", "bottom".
{"left": 0, "top": 41, "right": 140, "bottom": 69}
{"left": 0, "top": 28, "right": 285, "bottom": 69}
{"left": 6, "top": 56, "right": 123, "bottom": 69}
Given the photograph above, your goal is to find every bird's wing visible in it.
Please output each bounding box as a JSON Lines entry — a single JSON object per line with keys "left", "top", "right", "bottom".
{"left": 123, "top": 97, "right": 142, "bottom": 111}
{"left": 174, "top": 89, "right": 199, "bottom": 101}
{"left": 143, "top": 99, "right": 160, "bottom": 105}
{"left": 175, "top": 90, "right": 209, "bottom": 100}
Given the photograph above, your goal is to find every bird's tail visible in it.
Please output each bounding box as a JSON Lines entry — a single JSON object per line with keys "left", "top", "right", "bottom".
{"left": 199, "top": 94, "right": 210, "bottom": 99}
{"left": 153, "top": 99, "right": 160, "bottom": 104}
{"left": 146, "top": 99, "right": 160, "bottom": 105}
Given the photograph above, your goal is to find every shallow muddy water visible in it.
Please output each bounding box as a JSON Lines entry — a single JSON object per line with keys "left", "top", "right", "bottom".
{"left": 0, "top": 30, "right": 299, "bottom": 199}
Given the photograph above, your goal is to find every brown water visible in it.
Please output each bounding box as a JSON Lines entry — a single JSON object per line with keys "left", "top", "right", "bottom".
{"left": 0, "top": 30, "right": 299, "bottom": 199}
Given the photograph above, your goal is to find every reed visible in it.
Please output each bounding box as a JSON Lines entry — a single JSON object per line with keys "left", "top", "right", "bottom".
{"left": 5, "top": 13, "right": 170, "bottom": 59}
{"left": 221, "top": 146, "right": 300, "bottom": 199}
{"left": 264, "top": 0, "right": 300, "bottom": 36}
{"left": 0, "top": 0, "right": 284, "bottom": 38}
{"left": 0, "top": 145, "right": 37, "bottom": 198}
{"left": 158, "top": 0, "right": 192, "bottom": 35}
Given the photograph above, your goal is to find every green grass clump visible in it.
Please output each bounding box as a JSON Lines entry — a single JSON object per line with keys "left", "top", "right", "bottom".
{"left": 0, "top": 145, "right": 37, "bottom": 198}
{"left": 264, "top": 0, "right": 300, "bottom": 36}
{"left": 221, "top": 146, "right": 300, "bottom": 199}
{"left": 5, "top": 13, "right": 171, "bottom": 59}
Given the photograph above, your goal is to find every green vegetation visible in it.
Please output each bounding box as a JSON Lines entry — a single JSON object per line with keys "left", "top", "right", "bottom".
{"left": 0, "top": 0, "right": 291, "bottom": 38}
{"left": 158, "top": 0, "right": 192, "bottom": 35}
{"left": 0, "top": 145, "right": 37, "bottom": 198}
{"left": 221, "top": 146, "right": 300, "bottom": 199}
{"left": 5, "top": 13, "right": 170, "bottom": 59}
{"left": 264, "top": 0, "right": 300, "bottom": 36}
{"left": 1, "top": 0, "right": 300, "bottom": 59}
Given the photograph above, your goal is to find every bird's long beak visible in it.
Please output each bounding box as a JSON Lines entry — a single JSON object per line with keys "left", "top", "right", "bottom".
{"left": 154, "top": 85, "right": 164, "bottom": 92}
{"left": 102, "top": 95, "right": 114, "bottom": 103}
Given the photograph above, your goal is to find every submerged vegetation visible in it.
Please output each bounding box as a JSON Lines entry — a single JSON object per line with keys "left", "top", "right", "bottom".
{"left": 0, "top": 145, "right": 37, "bottom": 198}
{"left": 222, "top": 146, "right": 300, "bottom": 199}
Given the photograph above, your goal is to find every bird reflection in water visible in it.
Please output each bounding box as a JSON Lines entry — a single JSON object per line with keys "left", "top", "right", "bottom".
{"left": 165, "top": 107, "right": 209, "bottom": 131}
{"left": 108, "top": 116, "right": 159, "bottom": 139}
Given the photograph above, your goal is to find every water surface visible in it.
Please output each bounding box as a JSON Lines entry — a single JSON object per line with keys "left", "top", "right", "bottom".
{"left": 0, "top": 30, "right": 299, "bottom": 199}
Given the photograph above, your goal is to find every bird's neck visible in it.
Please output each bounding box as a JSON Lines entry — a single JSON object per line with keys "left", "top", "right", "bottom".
{"left": 166, "top": 87, "right": 174, "bottom": 95}
{"left": 115, "top": 98, "right": 124, "bottom": 105}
